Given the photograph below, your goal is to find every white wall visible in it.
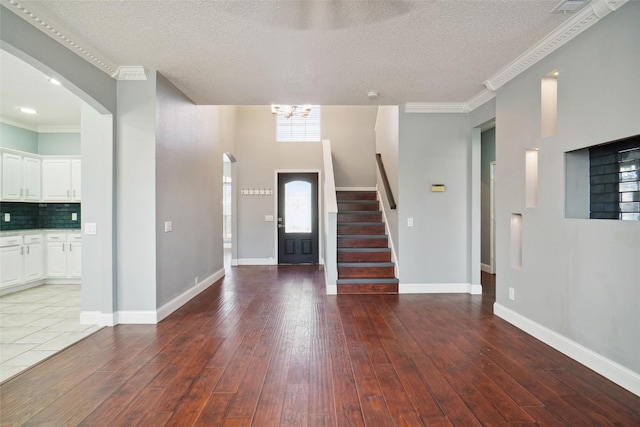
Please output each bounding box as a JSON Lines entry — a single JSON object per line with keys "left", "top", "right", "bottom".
{"left": 398, "top": 111, "right": 471, "bottom": 286}
{"left": 495, "top": 2, "right": 640, "bottom": 382}
{"left": 374, "top": 106, "right": 399, "bottom": 256}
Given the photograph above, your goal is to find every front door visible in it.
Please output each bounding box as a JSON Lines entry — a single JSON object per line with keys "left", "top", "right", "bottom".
{"left": 277, "top": 172, "right": 319, "bottom": 264}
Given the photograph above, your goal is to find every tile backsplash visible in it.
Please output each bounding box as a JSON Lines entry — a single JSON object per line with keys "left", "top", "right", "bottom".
{"left": 0, "top": 202, "right": 81, "bottom": 231}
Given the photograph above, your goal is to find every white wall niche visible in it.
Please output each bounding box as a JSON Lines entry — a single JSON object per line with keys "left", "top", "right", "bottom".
{"left": 541, "top": 70, "right": 558, "bottom": 138}
{"left": 510, "top": 213, "right": 523, "bottom": 269}
{"left": 525, "top": 149, "right": 539, "bottom": 208}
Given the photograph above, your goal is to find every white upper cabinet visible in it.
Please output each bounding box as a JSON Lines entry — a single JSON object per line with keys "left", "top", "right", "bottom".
{"left": 42, "top": 158, "right": 81, "bottom": 202}
{"left": 2, "top": 152, "right": 22, "bottom": 200}
{"left": 1, "top": 152, "right": 41, "bottom": 201}
{"left": 23, "top": 157, "right": 41, "bottom": 200}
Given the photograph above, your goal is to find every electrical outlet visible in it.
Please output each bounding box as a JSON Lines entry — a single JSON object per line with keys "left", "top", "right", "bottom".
{"left": 4, "top": 213, "right": 9, "bottom": 222}
{"left": 72, "top": 213, "right": 78, "bottom": 221}
{"left": 195, "top": 277, "right": 199, "bottom": 286}
{"left": 509, "top": 287, "right": 515, "bottom": 301}
{"left": 164, "top": 221, "right": 172, "bottom": 232}
{"left": 407, "top": 218, "right": 414, "bottom": 227}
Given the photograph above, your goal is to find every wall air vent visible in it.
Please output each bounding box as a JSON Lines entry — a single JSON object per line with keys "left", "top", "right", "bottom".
{"left": 551, "top": 0, "right": 590, "bottom": 14}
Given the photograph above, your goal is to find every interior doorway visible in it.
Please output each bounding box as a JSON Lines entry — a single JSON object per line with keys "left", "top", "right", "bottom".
{"left": 481, "top": 126, "right": 496, "bottom": 275}
{"left": 223, "top": 153, "right": 236, "bottom": 268}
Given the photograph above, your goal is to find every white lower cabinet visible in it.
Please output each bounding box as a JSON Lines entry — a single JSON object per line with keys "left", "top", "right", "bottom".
{"left": 1, "top": 237, "right": 24, "bottom": 289}
{"left": 46, "top": 232, "right": 81, "bottom": 278}
{"left": 0, "top": 231, "right": 80, "bottom": 292}
{"left": 23, "top": 235, "right": 44, "bottom": 282}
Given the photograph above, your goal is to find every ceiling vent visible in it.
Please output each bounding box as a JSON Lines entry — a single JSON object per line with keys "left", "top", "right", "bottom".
{"left": 551, "top": 0, "right": 590, "bottom": 14}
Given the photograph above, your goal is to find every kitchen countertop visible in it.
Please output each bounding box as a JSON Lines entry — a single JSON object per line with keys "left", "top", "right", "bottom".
{"left": 0, "top": 229, "right": 81, "bottom": 237}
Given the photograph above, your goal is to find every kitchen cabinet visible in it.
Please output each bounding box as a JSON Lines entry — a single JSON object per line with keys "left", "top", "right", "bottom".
{"left": 0, "top": 236, "right": 23, "bottom": 288}
{"left": 42, "top": 158, "right": 81, "bottom": 201}
{"left": 23, "top": 234, "right": 44, "bottom": 282}
{"left": 1, "top": 152, "right": 41, "bottom": 201}
{"left": 46, "top": 232, "right": 81, "bottom": 278}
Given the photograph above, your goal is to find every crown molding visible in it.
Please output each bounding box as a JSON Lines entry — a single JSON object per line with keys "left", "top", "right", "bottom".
{"left": 466, "top": 89, "right": 496, "bottom": 111}
{"left": 0, "top": 116, "right": 38, "bottom": 132}
{"left": 484, "top": 0, "right": 628, "bottom": 92}
{"left": 37, "top": 125, "right": 80, "bottom": 133}
{"left": 3, "top": 0, "right": 119, "bottom": 76}
{"left": 111, "top": 66, "right": 147, "bottom": 81}
{"left": 405, "top": 103, "right": 470, "bottom": 114}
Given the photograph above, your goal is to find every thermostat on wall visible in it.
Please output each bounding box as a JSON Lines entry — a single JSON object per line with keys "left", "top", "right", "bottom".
{"left": 431, "top": 184, "right": 446, "bottom": 192}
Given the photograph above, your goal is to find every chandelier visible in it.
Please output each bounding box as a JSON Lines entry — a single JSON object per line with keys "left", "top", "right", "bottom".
{"left": 271, "top": 104, "right": 312, "bottom": 119}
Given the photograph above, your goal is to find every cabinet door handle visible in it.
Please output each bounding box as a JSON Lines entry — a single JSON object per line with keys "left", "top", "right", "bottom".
{"left": 20, "top": 188, "right": 23, "bottom": 197}
{"left": 73, "top": 190, "right": 76, "bottom": 198}
{"left": 20, "top": 246, "right": 24, "bottom": 255}
{"left": 70, "top": 243, "right": 73, "bottom": 251}
{"left": 67, "top": 190, "right": 70, "bottom": 197}
{"left": 62, "top": 243, "right": 65, "bottom": 252}
{"left": 26, "top": 189, "right": 29, "bottom": 197}
{"left": 26, "top": 245, "right": 30, "bottom": 254}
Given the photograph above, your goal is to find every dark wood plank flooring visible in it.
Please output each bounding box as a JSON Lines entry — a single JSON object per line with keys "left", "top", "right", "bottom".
{"left": 1, "top": 267, "right": 638, "bottom": 426}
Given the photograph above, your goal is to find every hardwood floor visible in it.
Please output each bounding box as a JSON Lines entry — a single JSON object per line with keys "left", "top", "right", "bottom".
{"left": 1, "top": 266, "right": 638, "bottom": 426}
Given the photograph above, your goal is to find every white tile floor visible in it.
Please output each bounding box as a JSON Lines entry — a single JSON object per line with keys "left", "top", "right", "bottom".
{"left": 0, "top": 284, "right": 100, "bottom": 383}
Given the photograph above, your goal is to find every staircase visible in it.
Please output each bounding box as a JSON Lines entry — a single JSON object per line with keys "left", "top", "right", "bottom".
{"left": 336, "top": 191, "right": 399, "bottom": 294}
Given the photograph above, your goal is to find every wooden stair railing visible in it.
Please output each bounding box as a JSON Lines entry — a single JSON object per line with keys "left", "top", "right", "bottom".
{"left": 376, "top": 153, "right": 396, "bottom": 210}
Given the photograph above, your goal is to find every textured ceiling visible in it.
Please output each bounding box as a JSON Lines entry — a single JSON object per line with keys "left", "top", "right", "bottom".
{"left": 5, "top": 0, "right": 577, "bottom": 107}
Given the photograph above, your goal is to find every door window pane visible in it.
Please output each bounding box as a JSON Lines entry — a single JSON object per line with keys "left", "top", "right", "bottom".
{"left": 285, "top": 181, "right": 311, "bottom": 233}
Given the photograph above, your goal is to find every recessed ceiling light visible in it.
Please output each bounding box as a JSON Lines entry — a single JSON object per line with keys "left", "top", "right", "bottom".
{"left": 551, "top": 0, "right": 588, "bottom": 14}
{"left": 19, "top": 107, "right": 38, "bottom": 114}
{"left": 49, "top": 77, "right": 61, "bottom": 86}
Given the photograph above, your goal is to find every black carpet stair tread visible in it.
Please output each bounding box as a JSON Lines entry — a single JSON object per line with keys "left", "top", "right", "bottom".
{"left": 337, "top": 221, "right": 385, "bottom": 226}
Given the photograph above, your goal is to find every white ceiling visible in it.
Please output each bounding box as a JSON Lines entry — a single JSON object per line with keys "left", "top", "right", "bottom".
{"left": 1, "top": 0, "right": 599, "bottom": 128}
{"left": 0, "top": 49, "right": 81, "bottom": 131}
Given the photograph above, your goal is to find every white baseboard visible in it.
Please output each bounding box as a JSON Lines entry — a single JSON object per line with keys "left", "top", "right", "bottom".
{"left": 80, "top": 311, "right": 116, "bottom": 327}
{"left": 231, "top": 258, "right": 239, "bottom": 266}
{"left": 237, "top": 258, "right": 277, "bottom": 265}
{"left": 81, "top": 269, "right": 226, "bottom": 326}
{"left": 481, "top": 263, "right": 494, "bottom": 274}
{"left": 494, "top": 303, "right": 640, "bottom": 397}
{"left": 336, "top": 187, "right": 376, "bottom": 191}
{"left": 117, "top": 310, "right": 158, "bottom": 324}
{"left": 399, "top": 283, "right": 480, "bottom": 294}
{"left": 156, "top": 268, "right": 225, "bottom": 322}
{"left": 326, "top": 285, "right": 337, "bottom": 295}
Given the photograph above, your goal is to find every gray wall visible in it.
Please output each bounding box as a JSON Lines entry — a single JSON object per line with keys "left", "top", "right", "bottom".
{"left": 235, "top": 105, "right": 375, "bottom": 262}
{"left": 2, "top": 6, "right": 117, "bottom": 322}
{"left": 116, "top": 71, "right": 158, "bottom": 312}
{"left": 481, "top": 128, "right": 495, "bottom": 266}
{"left": 374, "top": 106, "right": 400, "bottom": 257}
{"left": 235, "top": 106, "right": 323, "bottom": 261}
{"left": 495, "top": 2, "right": 640, "bottom": 373}
{"left": 398, "top": 112, "right": 471, "bottom": 285}
{"left": 0, "top": 123, "right": 38, "bottom": 152}
{"left": 155, "top": 74, "right": 231, "bottom": 307}
{"left": 38, "top": 133, "right": 81, "bottom": 155}
{"left": 81, "top": 102, "right": 115, "bottom": 315}
{"left": 322, "top": 106, "right": 377, "bottom": 188}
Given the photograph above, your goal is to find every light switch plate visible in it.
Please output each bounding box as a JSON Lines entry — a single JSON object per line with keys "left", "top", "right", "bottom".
{"left": 85, "top": 223, "right": 97, "bottom": 235}
{"left": 72, "top": 213, "right": 78, "bottom": 221}
{"left": 164, "top": 221, "right": 172, "bottom": 232}
{"left": 407, "top": 218, "right": 414, "bottom": 227}
{"left": 265, "top": 215, "right": 274, "bottom": 222}
{"left": 4, "top": 213, "right": 9, "bottom": 222}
